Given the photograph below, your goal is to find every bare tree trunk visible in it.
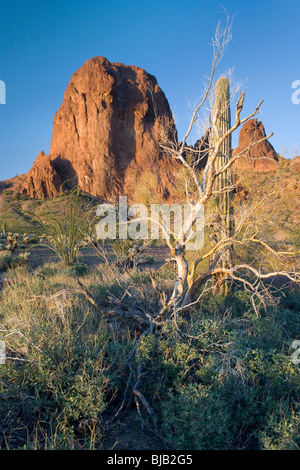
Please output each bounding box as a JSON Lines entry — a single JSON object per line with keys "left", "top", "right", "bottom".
{"left": 171, "top": 246, "right": 188, "bottom": 306}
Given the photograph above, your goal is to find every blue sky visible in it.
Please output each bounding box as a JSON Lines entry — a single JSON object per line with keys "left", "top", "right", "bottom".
{"left": 0, "top": 0, "right": 299, "bottom": 180}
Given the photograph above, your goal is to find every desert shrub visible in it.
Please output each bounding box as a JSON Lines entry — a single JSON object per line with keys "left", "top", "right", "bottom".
{"left": 0, "top": 251, "right": 30, "bottom": 271}
{"left": 39, "top": 261, "right": 89, "bottom": 278}
{"left": 64, "top": 262, "right": 89, "bottom": 277}
{"left": 0, "top": 251, "right": 11, "bottom": 271}
{"left": 28, "top": 188, "right": 94, "bottom": 266}
{"left": 128, "top": 290, "right": 300, "bottom": 450}
{"left": 0, "top": 266, "right": 133, "bottom": 449}
{"left": 1, "top": 255, "right": 299, "bottom": 450}
{"left": 161, "top": 383, "right": 236, "bottom": 449}
{"left": 259, "top": 405, "right": 300, "bottom": 450}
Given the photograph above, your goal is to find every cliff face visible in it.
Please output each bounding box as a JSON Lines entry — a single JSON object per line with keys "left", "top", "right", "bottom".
{"left": 22, "top": 56, "right": 179, "bottom": 202}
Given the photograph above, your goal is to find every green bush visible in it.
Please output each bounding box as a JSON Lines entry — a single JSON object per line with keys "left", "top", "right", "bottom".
{"left": 39, "top": 261, "right": 89, "bottom": 278}
{"left": 0, "top": 251, "right": 11, "bottom": 271}
{"left": 0, "top": 267, "right": 132, "bottom": 449}
{"left": 0, "top": 251, "right": 30, "bottom": 271}
{"left": 29, "top": 188, "right": 93, "bottom": 266}
{"left": 1, "top": 259, "right": 300, "bottom": 450}
{"left": 131, "top": 291, "right": 300, "bottom": 450}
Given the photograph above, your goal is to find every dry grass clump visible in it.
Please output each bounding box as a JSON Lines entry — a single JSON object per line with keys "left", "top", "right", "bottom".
{"left": 0, "top": 265, "right": 133, "bottom": 449}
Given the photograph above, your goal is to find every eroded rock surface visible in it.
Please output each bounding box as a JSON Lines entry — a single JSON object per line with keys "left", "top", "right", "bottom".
{"left": 22, "top": 151, "right": 62, "bottom": 199}
{"left": 23, "top": 57, "right": 179, "bottom": 202}
{"left": 233, "top": 118, "right": 278, "bottom": 172}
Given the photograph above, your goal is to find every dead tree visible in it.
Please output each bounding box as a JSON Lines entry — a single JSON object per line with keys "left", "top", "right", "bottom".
{"left": 156, "top": 17, "right": 299, "bottom": 315}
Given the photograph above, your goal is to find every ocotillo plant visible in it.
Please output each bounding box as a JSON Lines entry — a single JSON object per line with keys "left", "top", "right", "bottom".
{"left": 211, "top": 77, "right": 234, "bottom": 290}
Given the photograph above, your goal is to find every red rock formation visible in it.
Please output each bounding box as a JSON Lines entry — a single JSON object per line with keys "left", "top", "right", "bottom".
{"left": 233, "top": 119, "right": 278, "bottom": 172}
{"left": 184, "top": 119, "right": 278, "bottom": 173}
{"left": 21, "top": 59, "right": 282, "bottom": 202}
{"left": 22, "top": 57, "right": 179, "bottom": 202}
{"left": 21, "top": 151, "right": 63, "bottom": 199}
{"left": 289, "top": 156, "right": 300, "bottom": 173}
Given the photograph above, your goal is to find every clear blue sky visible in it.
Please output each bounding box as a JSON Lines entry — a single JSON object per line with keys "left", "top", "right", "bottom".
{"left": 0, "top": 0, "right": 299, "bottom": 180}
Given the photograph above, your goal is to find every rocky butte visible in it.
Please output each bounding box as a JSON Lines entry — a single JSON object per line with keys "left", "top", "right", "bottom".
{"left": 21, "top": 57, "right": 280, "bottom": 201}
{"left": 233, "top": 118, "right": 278, "bottom": 172}
{"left": 22, "top": 56, "right": 179, "bottom": 202}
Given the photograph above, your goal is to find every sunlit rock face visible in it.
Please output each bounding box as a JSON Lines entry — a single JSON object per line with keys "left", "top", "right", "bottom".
{"left": 233, "top": 118, "right": 278, "bottom": 172}
{"left": 23, "top": 56, "right": 179, "bottom": 202}
{"left": 21, "top": 151, "right": 62, "bottom": 199}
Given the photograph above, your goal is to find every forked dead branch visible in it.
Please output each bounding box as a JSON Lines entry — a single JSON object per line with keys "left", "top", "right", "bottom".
{"left": 76, "top": 17, "right": 300, "bottom": 424}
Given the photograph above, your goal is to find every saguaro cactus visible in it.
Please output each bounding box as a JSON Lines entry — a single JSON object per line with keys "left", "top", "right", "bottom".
{"left": 211, "top": 77, "right": 234, "bottom": 290}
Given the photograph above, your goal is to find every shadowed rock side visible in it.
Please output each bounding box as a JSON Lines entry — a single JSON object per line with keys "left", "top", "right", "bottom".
{"left": 182, "top": 129, "right": 210, "bottom": 170}
{"left": 233, "top": 118, "right": 278, "bottom": 172}
{"left": 22, "top": 56, "right": 180, "bottom": 202}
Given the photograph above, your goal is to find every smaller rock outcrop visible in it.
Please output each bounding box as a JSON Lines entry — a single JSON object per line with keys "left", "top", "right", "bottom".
{"left": 289, "top": 156, "right": 300, "bottom": 173}
{"left": 22, "top": 151, "right": 63, "bottom": 199}
{"left": 233, "top": 119, "right": 278, "bottom": 172}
